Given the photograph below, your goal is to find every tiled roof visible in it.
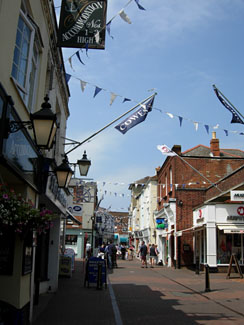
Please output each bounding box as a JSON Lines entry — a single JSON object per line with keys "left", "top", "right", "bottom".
{"left": 182, "top": 145, "right": 244, "bottom": 158}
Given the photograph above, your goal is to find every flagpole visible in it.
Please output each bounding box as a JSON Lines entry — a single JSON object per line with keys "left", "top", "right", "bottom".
{"left": 174, "top": 151, "right": 223, "bottom": 193}
{"left": 213, "top": 85, "right": 244, "bottom": 120}
{"left": 65, "top": 93, "right": 156, "bottom": 155}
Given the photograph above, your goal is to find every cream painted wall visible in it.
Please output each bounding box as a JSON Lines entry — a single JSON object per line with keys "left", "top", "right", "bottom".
{"left": 0, "top": 235, "right": 31, "bottom": 308}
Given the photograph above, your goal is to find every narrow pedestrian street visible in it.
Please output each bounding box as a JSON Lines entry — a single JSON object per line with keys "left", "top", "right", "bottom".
{"left": 33, "top": 258, "right": 244, "bottom": 325}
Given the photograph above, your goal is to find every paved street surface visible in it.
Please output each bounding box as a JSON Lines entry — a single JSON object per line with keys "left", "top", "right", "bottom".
{"left": 33, "top": 258, "right": 244, "bottom": 324}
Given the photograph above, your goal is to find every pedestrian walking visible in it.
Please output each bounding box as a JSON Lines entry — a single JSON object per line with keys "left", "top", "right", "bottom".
{"left": 139, "top": 241, "right": 148, "bottom": 268}
{"left": 129, "top": 244, "right": 135, "bottom": 261}
{"left": 149, "top": 244, "right": 157, "bottom": 268}
{"left": 107, "top": 241, "right": 117, "bottom": 269}
{"left": 121, "top": 244, "right": 126, "bottom": 260}
{"left": 85, "top": 242, "right": 92, "bottom": 259}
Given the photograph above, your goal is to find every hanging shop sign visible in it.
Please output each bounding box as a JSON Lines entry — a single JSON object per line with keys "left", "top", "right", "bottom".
{"left": 58, "top": 0, "right": 107, "bottom": 49}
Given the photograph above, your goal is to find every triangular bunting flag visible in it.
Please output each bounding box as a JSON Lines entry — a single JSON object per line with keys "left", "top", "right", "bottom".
{"left": 110, "top": 93, "right": 118, "bottom": 106}
{"left": 65, "top": 73, "right": 71, "bottom": 83}
{"left": 68, "top": 57, "right": 75, "bottom": 71}
{"left": 93, "top": 86, "right": 102, "bottom": 98}
{"left": 224, "top": 130, "right": 228, "bottom": 136}
{"left": 194, "top": 122, "right": 199, "bottom": 131}
{"left": 166, "top": 112, "right": 174, "bottom": 119}
{"left": 85, "top": 43, "right": 89, "bottom": 56}
{"left": 80, "top": 80, "right": 87, "bottom": 92}
{"left": 106, "top": 21, "right": 114, "bottom": 38}
{"left": 119, "top": 10, "right": 132, "bottom": 24}
{"left": 178, "top": 116, "right": 183, "bottom": 127}
{"left": 76, "top": 51, "right": 85, "bottom": 65}
{"left": 204, "top": 125, "right": 209, "bottom": 134}
{"left": 94, "top": 31, "right": 100, "bottom": 43}
{"left": 123, "top": 98, "right": 131, "bottom": 103}
{"left": 134, "top": 0, "right": 146, "bottom": 10}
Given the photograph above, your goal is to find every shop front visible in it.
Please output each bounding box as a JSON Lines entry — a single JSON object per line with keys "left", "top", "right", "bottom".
{"left": 193, "top": 204, "right": 244, "bottom": 270}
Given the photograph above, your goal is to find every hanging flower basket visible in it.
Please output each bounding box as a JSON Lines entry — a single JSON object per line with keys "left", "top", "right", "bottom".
{"left": 0, "top": 184, "right": 57, "bottom": 236}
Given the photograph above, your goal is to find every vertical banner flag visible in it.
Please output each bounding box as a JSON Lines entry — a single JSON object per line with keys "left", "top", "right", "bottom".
{"left": 57, "top": 0, "right": 107, "bottom": 49}
{"left": 157, "top": 145, "right": 177, "bottom": 156}
{"left": 213, "top": 85, "right": 244, "bottom": 124}
{"left": 115, "top": 95, "right": 155, "bottom": 134}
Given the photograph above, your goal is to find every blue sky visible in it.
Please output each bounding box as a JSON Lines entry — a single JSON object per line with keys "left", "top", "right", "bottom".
{"left": 54, "top": 0, "right": 244, "bottom": 211}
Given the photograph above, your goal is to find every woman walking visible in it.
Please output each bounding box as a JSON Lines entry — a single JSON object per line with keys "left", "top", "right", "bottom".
{"left": 149, "top": 244, "right": 157, "bottom": 268}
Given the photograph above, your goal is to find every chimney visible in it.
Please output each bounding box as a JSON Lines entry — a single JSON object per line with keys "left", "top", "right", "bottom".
{"left": 172, "top": 145, "right": 181, "bottom": 155}
{"left": 210, "top": 132, "right": 220, "bottom": 156}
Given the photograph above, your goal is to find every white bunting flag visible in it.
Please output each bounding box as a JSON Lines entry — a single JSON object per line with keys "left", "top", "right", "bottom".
{"left": 68, "top": 57, "right": 75, "bottom": 71}
{"left": 166, "top": 112, "right": 174, "bottom": 119}
{"left": 110, "top": 92, "right": 118, "bottom": 105}
{"left": 119, "top": 10, "right": 132, "bottom": 24}
{"left": 94, "top": 31, "right": 100, "bottom": 44}
{"left": 157, "top": 144, "right": 177, "bottom": 156}
{"left": 80, "top": 80, "right": 87, "bottom": 92}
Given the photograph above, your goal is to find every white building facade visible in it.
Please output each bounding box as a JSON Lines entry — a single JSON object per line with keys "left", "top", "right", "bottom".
{"left": 193, "top": 203, "right": 244, "bottom": 269}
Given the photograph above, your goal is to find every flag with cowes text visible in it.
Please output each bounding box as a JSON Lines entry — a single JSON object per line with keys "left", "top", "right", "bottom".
{"left": 115, "top": 95, "right": 155, "bottom": 134}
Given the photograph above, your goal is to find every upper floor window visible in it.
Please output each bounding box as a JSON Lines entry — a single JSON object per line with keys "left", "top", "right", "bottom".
{"left": 169, "top": 167, "right": 173, "bottom": 192}
{"left": 11, "top": 10, "right": 41, "bottom": 112}
{"left": 165, "top": 174, "right": 168, "bottom": 196}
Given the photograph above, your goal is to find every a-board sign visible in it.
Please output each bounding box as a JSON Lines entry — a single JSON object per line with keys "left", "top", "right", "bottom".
{"left": 59, "top": 255, "right": 72, "bottom": 277}
{"left": 87, "top": 257, "right": 106, "bottom": 284}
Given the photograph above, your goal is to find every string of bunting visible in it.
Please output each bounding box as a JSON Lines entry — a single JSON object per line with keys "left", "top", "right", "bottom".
{"left": 64, "top": 72, "right": 244, "bottom": 137}
{"left": 96, "top": 180, "right": 218, "bottom": 202}
{"left": 59, "top": 0, "right": 146, "bottom": 66}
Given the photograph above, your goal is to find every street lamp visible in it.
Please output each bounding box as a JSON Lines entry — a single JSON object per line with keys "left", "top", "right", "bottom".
{"left": 7, "top": 95, "right": 57, "bottom": 150}
{"left": 77, "top": 151, "right": 91, "bottom": 176}
{"left": 55, "top": 156, "right": 73, "bottom": 188}
{"left": 30, "top": 95, "right": 57, "bottom": 149}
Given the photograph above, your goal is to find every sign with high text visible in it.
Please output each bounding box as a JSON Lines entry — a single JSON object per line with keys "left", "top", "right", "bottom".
{"left": 58, "top": 0, "right": 107, "bottom": 49}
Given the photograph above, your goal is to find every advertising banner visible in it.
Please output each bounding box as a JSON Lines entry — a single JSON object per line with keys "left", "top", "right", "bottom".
{"left": 58, "top": 0, "right": 107, "bottom": 49}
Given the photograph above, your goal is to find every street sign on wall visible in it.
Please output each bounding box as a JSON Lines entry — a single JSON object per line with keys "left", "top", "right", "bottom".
{"left": 231, "top": 191, "right": 244, "bottom": 202}
{"left": 57, "top": 0, "right": 107, "bottom": 49}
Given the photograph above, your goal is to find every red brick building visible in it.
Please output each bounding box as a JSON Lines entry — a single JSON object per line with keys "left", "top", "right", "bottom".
{"left": 155, "top": 133, "right": 244, "bottom": 269}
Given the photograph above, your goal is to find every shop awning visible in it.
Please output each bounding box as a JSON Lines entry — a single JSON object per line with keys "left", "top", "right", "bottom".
{"left": 120, "top": 237, "right": 128, "bottom": 242}
{"left": 218, "top": 224, "right": 244, "bottom": 234}
{"left": 66, "top": 209, "right": 82, "bottom": 225}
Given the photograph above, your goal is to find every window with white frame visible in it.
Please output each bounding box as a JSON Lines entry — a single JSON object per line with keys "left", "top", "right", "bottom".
{"left": 169, "top": 167, "right": 173, "bottom": 192}
{"left": 11, "top": 7, "right": 41, "bottom": 112}
{"left": 165, "top": 174, "right": 167, "bottom": 197}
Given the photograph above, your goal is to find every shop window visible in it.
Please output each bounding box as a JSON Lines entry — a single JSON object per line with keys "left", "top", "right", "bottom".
{"left": 217, "top": 231, "right": 244, "bottom": 264}
{"left": 65, "top": 235, "right": 78, "bottom": 246}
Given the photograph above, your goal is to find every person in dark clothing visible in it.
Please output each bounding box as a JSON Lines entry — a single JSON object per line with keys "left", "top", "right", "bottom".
{"left": 149, "top": 243, "right": 158, "bottom": 268}
{"left": 107, "top": 241, "right": 117, "bottom": 269}
{"left": 121, "top": 244, "right": 126, "bottom": 260}
{"left": 139, "top": 241, "right": 148, "bottom": 268}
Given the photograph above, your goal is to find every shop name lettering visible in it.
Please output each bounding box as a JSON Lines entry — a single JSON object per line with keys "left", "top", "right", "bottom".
{"left": 62, "top": 2, "right": 103, "bottom": 42}
{"left": 233, "top": 193, "right": 244, "bottom": 198}
{"left": 196, "top": 217, "right": 204, "bottom": 223}
{"left": 118, "top": 106, "right": 149, "bottom": 132}
{"left": 10, "top": 141, "right": 33, "bottom": 157}
{"left": 227, "top": 215, "right": 244, "bottom": 221}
